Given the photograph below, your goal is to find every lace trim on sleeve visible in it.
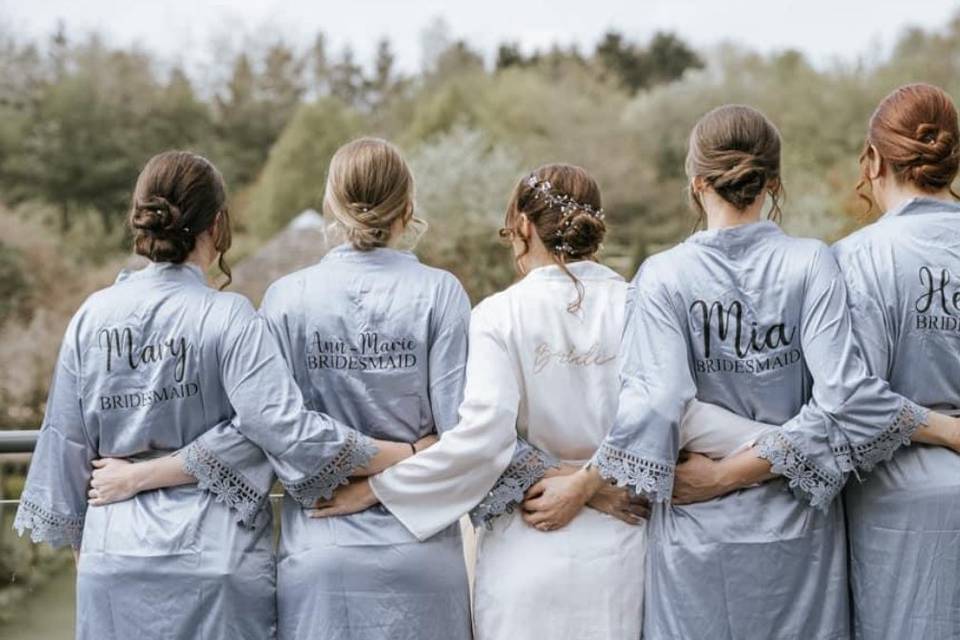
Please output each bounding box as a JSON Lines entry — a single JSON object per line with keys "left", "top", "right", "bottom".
{"left": 756, "top": 430, "right": 844, "bottom": 509}
{"left": 831, "top": 443, "right": 855, "bottom": 475}
{"left": 589, "top": 443, "right": 674, "bottom": 503}
{"left": 182, "top": 440, "right": 266, "bottom": 528}
{"left": 284, "top": 430, "right": 378, "bottom": 507}
{"left": 13, "top": 497, "right": 84, "bottom": 549}
{"left": 469, "top": 447, "right": 558, "bottom": 529}
{"left": 844, "top": 402, "right": 928, "bottom": 472}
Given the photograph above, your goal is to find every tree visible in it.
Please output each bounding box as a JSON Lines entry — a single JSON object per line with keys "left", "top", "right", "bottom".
{"left": 367, "top": 38, "right": 399, "bottom": 108}
{"left": 308, "top": 32, "right": 330, "bottom": 98}
{"left": 495, "top": 43, "right": 527, "bottom": 71}
{"left": 645, "top": 32, "right": 703, "bottom": 84}
{"left": 329, "top": 45, "right": 366, "bottom": 107}
{"left": 243, "top": 98, "right": 366, "bottom": 238}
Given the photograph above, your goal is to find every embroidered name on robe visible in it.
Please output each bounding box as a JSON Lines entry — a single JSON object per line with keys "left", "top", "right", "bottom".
{"left": 307, "top": 332, "right": 418, "bottom": 370}
{"left": 914, "top": 266, "right": 960, "bottom": 332}
{"left": 689, "top": 299, "right": 801, "bottom": 374}
{"left": 95, "top": 327, "right": 198, "bottom": 411}
{"left": 533, "top": 342, "right": 616, "bottom": 373}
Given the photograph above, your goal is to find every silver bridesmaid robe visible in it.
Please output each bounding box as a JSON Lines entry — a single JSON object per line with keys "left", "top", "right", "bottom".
{"left": 14, "top": 261, "right": 376, "bottom": 640}
{"left": 834, "top": 196, "right": 960, "bottom": 640}
{"left": 194, "top": 245, "right": 514, "bottom": 639}
{"left": 593, "top": 221, "right": 926, "bottom": 639}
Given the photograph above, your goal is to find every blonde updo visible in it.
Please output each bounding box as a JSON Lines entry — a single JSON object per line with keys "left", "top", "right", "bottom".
{"left": 323, "top": 137, "right": 414, "bottom": 251}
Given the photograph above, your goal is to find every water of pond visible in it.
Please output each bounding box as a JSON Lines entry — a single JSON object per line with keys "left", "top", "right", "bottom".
{"left": 0, "top": 567, "right": 74, "bottom": 640}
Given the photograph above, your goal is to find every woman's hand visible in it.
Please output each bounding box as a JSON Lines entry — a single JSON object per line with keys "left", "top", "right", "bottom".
{"left": 88, "top": 458, "right": 141, "bottom": 506}
{"left": 521, "top": 468, "right": 603, "bottom": 532}
{"left": 309, "top": 478, "right": 379, "bottom": 517}
{"left": 587, "top": 483, "right": 650, "bottom": 525}
{"left": 673, "top": 452, "right": 731, "bottom": 504}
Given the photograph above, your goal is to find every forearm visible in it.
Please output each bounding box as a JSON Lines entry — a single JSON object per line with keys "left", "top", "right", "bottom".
{"left": 542, "top": 462, "right": 580, "bottom": 478}
{"left": 911, "top": 411, "right": 960, "bottom": 449}
{"left": 714, "top": 448, "right": 776, "bottom": 493}
{"left": 352, "top": 440, "right": 414, "bottom": 476}
{"left": 132, "top": 455, "right": 197, "bottom": 492}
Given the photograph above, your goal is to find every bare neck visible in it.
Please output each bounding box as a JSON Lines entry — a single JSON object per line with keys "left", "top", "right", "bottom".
{"left": 880, "top": 182, "right": 955, "bottom": 215}
{"left": 703, "top": 192, "right": 766, "bottom": 231}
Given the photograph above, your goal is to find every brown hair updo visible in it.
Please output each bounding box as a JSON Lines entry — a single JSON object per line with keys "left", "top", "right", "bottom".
{"left": 856, "top": 83, "right": 960, "bottom": 212}
{"left": 686, "top": 104, "right": 783, "bottom": 229}
{"left": 129, "top": 151, "right": 232, "bottom": 288}
{"left": 503, "top": 163, "right": 606, "bottom": 311}
{"left": 323, "top": 137, "right": 415, "bottom": 251}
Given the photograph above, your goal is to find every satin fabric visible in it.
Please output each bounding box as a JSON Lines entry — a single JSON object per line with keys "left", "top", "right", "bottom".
{"left": 372, "top": 261, "right": 772, "bottom": 639}
{"left": 606, "top": 221, "right": 925, "bottom": 639}
{"left": 256, "top": 245, "right": 473, "bottom": 640}
{"left": 374, "top": 262, "right": 645, "bottom": 640}
{"left": 834, "top": 197, "right": 960, "bottom": 639}
{"left": 14, "top": 261, "right": 370, "bottom": 640}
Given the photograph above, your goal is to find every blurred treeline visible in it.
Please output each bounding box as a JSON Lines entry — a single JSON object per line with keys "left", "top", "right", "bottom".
{"left": 2, "top": 14, "right": 960, "bottom": 431}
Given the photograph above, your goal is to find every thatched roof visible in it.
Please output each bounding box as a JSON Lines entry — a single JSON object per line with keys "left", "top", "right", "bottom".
{"left": 116, "top": 210, "right": 329, "bottom": 305}
{"left": 231, "top": 210, "right": 328, "bottom": 303}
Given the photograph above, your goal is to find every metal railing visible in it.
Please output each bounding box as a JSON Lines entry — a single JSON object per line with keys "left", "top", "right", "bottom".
{"left": 0, "top": 430, "right": 288, "bottom": 503}
{"left": 0, "top": 430, "right": 39, "bottom": 453}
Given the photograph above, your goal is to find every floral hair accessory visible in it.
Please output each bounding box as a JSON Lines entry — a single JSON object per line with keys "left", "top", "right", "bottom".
{"left": 525, "top": 174, "right": 605, "bottom": 221}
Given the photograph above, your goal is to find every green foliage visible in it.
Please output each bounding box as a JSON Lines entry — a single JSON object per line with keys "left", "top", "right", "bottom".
{"left": 0, "top": 243, "right": 29, "bottom": 325}
{"left": 243, "top": 98, "right": 366, "bottom": 238}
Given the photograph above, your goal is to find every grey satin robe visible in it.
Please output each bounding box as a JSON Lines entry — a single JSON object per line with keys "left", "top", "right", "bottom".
{"left": 14, "top": 261, "right": 376, "bottom": 640}
{"left": 194, "top": 245, "right": 551, "bottom": 640}
{"left": 834, "top": 196, "right": 960, "bottom": 640}
{"left": 593, "top": 221, "right": 927, "bottom": 639}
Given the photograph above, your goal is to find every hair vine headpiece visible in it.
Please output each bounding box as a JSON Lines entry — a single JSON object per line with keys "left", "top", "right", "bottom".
{"left": 525, "top": 174, "right": 605, "bottom": 221}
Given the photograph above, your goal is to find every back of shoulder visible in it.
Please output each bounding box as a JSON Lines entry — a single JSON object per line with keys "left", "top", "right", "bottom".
{"left": 419, "top": 262, "right": 469, "bottom": 304}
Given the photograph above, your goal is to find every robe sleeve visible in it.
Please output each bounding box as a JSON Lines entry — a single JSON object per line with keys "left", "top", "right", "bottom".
{"left": 755, "top": 245, "right": 926, "bottom": 505}
{"left": 369, "top": 297, "right": 521, "bottom": 541}
{"left": 681, "top": 399, "right": 776, "bottom": 460}
{"left": 829, "top": 243, "right": 929, "bottom": 471}
{"left": 14, "top": 313, "right": 95, "bottom": 548}
{"left": 590, "top": 260, "right": 687, "bottom": 502}
{"left": 179, "top": 417, "right": 275, "bottom": 528}
{"left": 426, "top": 287, "right": 558, "bottom": 529}
{"left": 199, "top": 293, "right": 376, "bottom": 508}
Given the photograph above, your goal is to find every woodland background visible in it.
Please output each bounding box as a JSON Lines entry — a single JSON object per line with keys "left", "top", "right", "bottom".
{"left": 1, "top": 11, "right": 960, "bottom": 625}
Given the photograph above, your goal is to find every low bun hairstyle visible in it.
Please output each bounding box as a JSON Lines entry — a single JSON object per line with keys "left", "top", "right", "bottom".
{"left": 686, "top": 104, "right": 783, "bottom": 228}
{"left": 129, "top": 151, "right": 232, "bottom": 288}
{"left": 503, "top": 163, "right": 606, "bottom": 312}
{"left": 857, "top": 83, "right": 960, "bottom": 212}
{"left": 323, "top": 137, "right": 415, "bottom": 251}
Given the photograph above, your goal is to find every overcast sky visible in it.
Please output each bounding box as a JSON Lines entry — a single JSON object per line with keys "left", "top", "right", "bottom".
{"left": 3, "top": 0, "right": 959, "bottom": 74}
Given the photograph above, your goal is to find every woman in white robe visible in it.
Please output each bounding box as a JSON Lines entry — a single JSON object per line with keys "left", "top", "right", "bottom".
{"left": 319, "top": 164, "right": 766, "bottom": 639}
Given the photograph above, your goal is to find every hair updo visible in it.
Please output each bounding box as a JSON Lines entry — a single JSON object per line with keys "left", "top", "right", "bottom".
{"left": 856, "top": 83, "right": 960, "bottom": 211}
{"left": 323, "top": 137, "right": 415, "bottom": 251}
{"left": 685, "top": 104, "right": 783, "bottom": 227}
{"left": 129, "top": 151, "right": 232, "bottom": 288}
{"left": 503, "top": 163, "right": 606, "bottom": 311}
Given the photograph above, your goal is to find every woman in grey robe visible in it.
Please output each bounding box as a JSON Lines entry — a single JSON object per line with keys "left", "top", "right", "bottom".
{"left": 834, "top": 83, "right": 960, "bottom": 639}
{"left": 90, "top": 138, "right": 557, "bottom": 640}
{"left": 547, "top": 105, "right": 958, "bottom": 640}
{"left": 13, "top": 151, "right": 419, "bottom": 640}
